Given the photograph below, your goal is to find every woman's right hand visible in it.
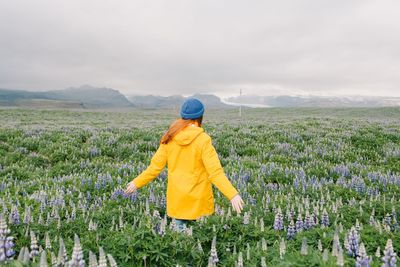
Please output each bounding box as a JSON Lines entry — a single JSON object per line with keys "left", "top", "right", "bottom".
{"left": 230, "top": 194, "right": 244, "bottom": 214}
{"left": 124, "top": 181, "right": 137, "bottom": 195}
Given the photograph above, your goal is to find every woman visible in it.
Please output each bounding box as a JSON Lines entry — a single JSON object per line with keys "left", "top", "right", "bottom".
{"left": 125, "top": 98, "right": 244, "bottom": 232}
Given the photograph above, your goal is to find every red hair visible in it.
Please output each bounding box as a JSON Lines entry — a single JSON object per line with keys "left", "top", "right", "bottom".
{"left": 160, "top": 116, "right": 203, "bottom": 144}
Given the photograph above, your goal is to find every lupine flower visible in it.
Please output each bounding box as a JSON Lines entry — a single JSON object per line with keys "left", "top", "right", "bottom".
{"left": 88, "top": 250, "right": 98, "bottom": 267}
{"left": 260, "top": 218, "right": 265, "bottom": 232}
{"left": 261, "top": 257, "right": 267, "bottom": 267}
{"left": 10, "top": 206, "right": 20, "bottom": 225}
{"left": 67, "top": 234, "right": 85, "bottom": 267}
{"left": 287, "top": 220, "right": 296, "bottom": 240}
{"left": 45, "top": 232, "right": 51, "bottom": 249}
{"left": 40, "top": 250, "right": 48, "bottom": 267}
{"left": 261, "top": 238, "right": 267, "bottom": 251}
{"left": 318, "top": 239, "right": 323, "bottom": 252}
{"left": 24, "top": 206, "right": 32, "bottom": 224}
{"left": 243, "top": 212, "right": 250, "bottom": 225}
{"left": 337, "top": 246, "right": 344, "bottom": 266}
{"left": 274, "top": 207, "right": 284, "bottom": 231}
{"left": 0, "top": 214, "right": 15, "bottom": 263}
{"left": 369, "top": 214, "right": 375, "bottom": 226}
{"left": 237, "top": 251, "right": 243, "bottom": 267}
{"left": 17, "top": 246, "right": 30, "bottom": 264}
{"left": 210, "top": 236, "right": 219, "bottom": 264}
{"left": 107, "top": 254, "right": 118, "bottom": 267}
{"left": 381, "top": 239, "right": 397, "bottom": 267}
{"left": 311, "top": 212, "right": 318, "bottom": 226}
{"left": 332, "top": 232, "right": 340, "bottom": 257}
{"left": 30, "top": 231, "right": 39, "bottom": 260}
{"left": 296, "top": 213, "right": 303, "bottom": 232}
{"left": 89, "top": 147, "right": 100, "bottom": 157}
{"left": 384, "top": 213, "right": 393, "bottom": 230}
{"left": 197, "top": 239, "right": 203, "bottom": 253}
{"left": 51, "top": 251, "right": 57, "bottom": 266}
{"left": 110, "top": 188, "right": 138, "bottom": 202}
{"left": 300, "top": 237, "right": 308, "bottom": 255}
{"left": 321, "top": 208, "right": 329, "bottom": 227}
{"left": 355, "top": 243, "right": 370, "bottom": 267}
{"left": 322, "top": 249, "right": 329, "bottom": 262}
{"left": 57, "top": 237, "right": 68, "bottom": 266}
{"left": 248, "top": 196, "right": 256, "bottom": 206}
{"left": 279, "top": 238, "right": 286, "bottom": 259}
{"left": 346, "top": 226, "right": 360, "bottom": 257}
{"left": 304, "top": 210, "right": 312, "bottom": 230}
{"left": 98, "top": 247, "right": 107, "bottom": 267}
{"left": 207, "top": 256, "right": 215, "bottom": 267}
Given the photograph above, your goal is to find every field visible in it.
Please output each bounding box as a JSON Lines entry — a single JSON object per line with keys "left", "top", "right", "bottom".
{"left": 0, "top": 107, "right": 399, "bottom": 266}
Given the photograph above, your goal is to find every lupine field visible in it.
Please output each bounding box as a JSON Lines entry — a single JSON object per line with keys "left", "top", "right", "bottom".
{"left": 0, "top": 107, "right": 399, "bottom": 267}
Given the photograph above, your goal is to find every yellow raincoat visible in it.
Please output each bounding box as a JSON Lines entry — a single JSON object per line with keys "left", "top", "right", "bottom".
{"left": 131, "top": 124, "right": 239, "bottom": 220}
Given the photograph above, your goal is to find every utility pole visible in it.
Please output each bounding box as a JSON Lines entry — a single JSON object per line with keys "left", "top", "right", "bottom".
{"left": 239, "top": 88, "right": 242, "bottom": 118}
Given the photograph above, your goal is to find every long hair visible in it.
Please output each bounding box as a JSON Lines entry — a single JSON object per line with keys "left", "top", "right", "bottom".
{"left": 160, "top": 116, "right": 203, "bottom": 144}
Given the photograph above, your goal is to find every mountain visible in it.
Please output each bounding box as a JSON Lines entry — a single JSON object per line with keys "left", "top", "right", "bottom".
{"left": 225, "top": 95, "right": 400, "bottom": 107}
{"left": 0, "top": 85, "right": 133, "bottom": 108}
{"left": 45, "top": 85, "right": 133, "bottom": 107}
{"left": 128, "top": 93, "right": 233, "bottom": 109}
{"left": 128, "top": 95, "right": 185, "bottom": 108}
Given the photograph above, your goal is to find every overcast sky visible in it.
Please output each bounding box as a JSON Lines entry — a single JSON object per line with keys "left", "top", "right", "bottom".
{"left": 1, "top": 0, "right": 399, "bottom": 97}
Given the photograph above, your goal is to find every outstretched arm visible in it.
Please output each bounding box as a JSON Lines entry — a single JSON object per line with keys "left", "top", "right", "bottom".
{"left": 201, "top": 135, "right": 239, "bottom": 201}
{"left": 126, "top": 143, "right": 167, "bottom": 192}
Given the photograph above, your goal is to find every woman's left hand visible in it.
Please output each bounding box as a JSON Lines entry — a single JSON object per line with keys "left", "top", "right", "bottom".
{"left": 124, "top": 181, "right": 137, "bottom": 195}
{"left": 230, "top": 194, "right": 244, "bottom": 214}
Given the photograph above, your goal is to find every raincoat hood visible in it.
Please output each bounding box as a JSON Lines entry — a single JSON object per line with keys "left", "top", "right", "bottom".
{"left": 173, "top": 125, "right": 204, "bottom": 145}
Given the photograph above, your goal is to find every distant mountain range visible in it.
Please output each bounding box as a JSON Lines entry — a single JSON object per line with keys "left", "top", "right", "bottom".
{"left": 0, "top": 85, "right": 399, "bottom": 108}
{"left": 128, "top": 93, "right": 232, "bottom": 109}
{"left": 225, "top": 94, "right": 400, "bottom": 107}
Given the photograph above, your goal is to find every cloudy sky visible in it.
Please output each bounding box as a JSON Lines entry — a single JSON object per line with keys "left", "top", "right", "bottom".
{"left": 1, "top": 0, "right": 399, "bottom": 97}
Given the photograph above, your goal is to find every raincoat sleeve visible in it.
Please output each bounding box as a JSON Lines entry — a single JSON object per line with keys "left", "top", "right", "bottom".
{"left": 201, "top": 136, "right": 239, "bottom": 201}
{"left": 131, "top": 143, "right": 167, "bottom": 189}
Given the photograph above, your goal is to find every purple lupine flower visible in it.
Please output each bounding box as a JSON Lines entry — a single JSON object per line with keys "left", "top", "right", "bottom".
{"left": 248, "top": 196, "right": 256, "bottom": 206}
{"left": 210, "top": 236, "right": 219, "bottom": 264}
{"left": 355, "top": 243, "right": 370, "bottom": 267}
{"left": 286, "top": 207, "right": 294, "bottom": 222}
{"left": 384, "top": 213, "right": 392, "bottom": 227}
{"left": 295, "top": 213, "right": 303, "bottom": 232}
{"left": 4, "top": 237, "right": 15, "bottom": 258}
{"left": 110, "top": 188, "right": 138, "bottom": 202}
{"left": 311, "top": 212, "right": 318, "bottom": 226}
{"left": 321, "top": 208, "right": 329, "bottom": 227}
{"left": 303, "top": 211, "right": 312, "bottom": 230}
{"left": 273, "top": 207, "right": 284, "bottom": 231}
{"left": 346, "top": 226, "right": 360, "bottom": 257}
{"left": 89, "top": 147, "right": 100, "bottom": 157}
{"left": 287, "top": 220, "right": 296, "bottom": 240}
{"left": 0, "top": 214, "right": 15, "bottom": 263}
{"left": 381, "top": 239, "right": 397, "bottom": 267}
{"left": 10, "top": 206, "right": 20, "bottom": 225}
{"left": 0, "top": 182, "right": 6, "bottom": 192}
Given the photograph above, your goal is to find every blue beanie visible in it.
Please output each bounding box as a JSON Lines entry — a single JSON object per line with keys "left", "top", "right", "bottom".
{"left": 180, "top": 98, "right": 205, "bottom": 119}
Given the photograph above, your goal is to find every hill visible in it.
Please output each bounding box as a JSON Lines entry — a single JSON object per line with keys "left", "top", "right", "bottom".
{"left": 0, "top": 85, "right": 133, "bottom": 108}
